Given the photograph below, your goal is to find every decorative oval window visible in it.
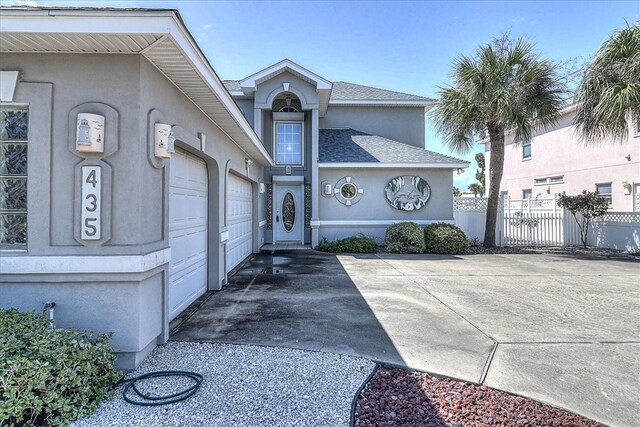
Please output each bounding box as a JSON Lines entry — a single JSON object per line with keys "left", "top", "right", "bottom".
{"left": 384, "top": 175, "right": 431, "bottom": 211}
{"left": 282, "top": 192, "right": 295, "bottom": 231}
{"left": 340, "top": 183, "right": 357, "bottom": 200}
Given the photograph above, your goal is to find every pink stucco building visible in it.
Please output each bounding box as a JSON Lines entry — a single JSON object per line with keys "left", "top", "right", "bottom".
{"left": 482, "top": 106, "right": 640, "bottom": 212}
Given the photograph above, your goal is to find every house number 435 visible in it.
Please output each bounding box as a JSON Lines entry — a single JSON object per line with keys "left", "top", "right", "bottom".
{"left": 81, "top": 166, "right": 101, "bottom": 240}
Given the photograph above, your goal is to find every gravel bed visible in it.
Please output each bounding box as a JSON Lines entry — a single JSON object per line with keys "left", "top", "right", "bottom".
{"left": 354, "top": 366, "right": 604, "bottom": 427}
{"left": 72, "top": 341, "right": 375, "bottom": 427}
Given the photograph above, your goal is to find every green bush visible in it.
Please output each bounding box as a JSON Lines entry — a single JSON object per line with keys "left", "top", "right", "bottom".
{"left": 0, "top": 308, "right": 121, "bottom": 427}
{"left": 424, "top": 223, "right": 469, "bottom": 254}
{"left": 384, "top": 222, "right": 425, "bottom": 253}
{"left": 315, "top": 234, "right": 377, "bottom": 253}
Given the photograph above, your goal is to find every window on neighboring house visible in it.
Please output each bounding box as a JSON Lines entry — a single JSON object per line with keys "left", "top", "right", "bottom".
{"left": 274, "top": 122, "right": 303, "bottom": 165}
{"left": 595, "top": 182, "right": 612, "bottom": 206}
{"left": 534, "top": 175, "right": 564, "bottom": 185}
{"left": 522, "top": 189, "right": 532, "bottom": 199}
{"left": 522, "top": 135, "right": 531, "bottom": 159}
{"left": 0, "top": 105, "right": 28, "bottom": 248}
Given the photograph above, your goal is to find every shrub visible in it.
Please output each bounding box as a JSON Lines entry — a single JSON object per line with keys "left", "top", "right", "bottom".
{"left": 0, "top": 308, "right": 121, "bottom": 427}
{"left": 557, "top": 191, "right": 609, "bottom": 248}
{"left": 315, "top": 234, "right": 377, "bottom": 253}
{"left": 384, "top": 222, "right": 425, "bottom": 253}
{"left": 424, "top": 223, "right": 469, "bottom": 254}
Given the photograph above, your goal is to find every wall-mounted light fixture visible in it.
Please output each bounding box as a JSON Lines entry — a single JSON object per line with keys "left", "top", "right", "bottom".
{"left": 154, "top": 123, "right": 174, "bottom": 159}
{"left": 622, "top": 180, "right": 632, "bottom": 195}
{"left": 76, "top": 113, "right": 105, "bottom": 153}
{"left": 456, "top": 168, "right": 465, "bottom": 175}
{"left": 322, "top": 181, "right": 333, "bottom": 197}
{"left": 259, "top": 183, "right": 266, "bottom": 194}
{"left": 625, "top": 154, "right": 632, "bottom": 162}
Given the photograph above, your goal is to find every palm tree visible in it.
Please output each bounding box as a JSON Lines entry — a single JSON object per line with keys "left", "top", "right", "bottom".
{"left": 575, "top": 22, "right": 640, "bottom": 143}
{"left": 468, "top": 183, "right": 483, "bottom": 197}
{"left": 432, "top": 35, "right": 565, "bottom": 247}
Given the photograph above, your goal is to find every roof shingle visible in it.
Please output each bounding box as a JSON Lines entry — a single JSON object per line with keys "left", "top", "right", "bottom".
{"left": 319, "top": 128, "right": 467, "bottom": 164}
{"left": 330, "top": 81, "right": 433, "bottom": 102}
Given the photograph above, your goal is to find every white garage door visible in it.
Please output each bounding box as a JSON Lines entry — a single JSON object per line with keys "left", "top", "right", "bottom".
{"left": 168, "top": 148, "right": 208, "bottom": 321}
{"left": 226, "top": 174, "right": 253, "bottom": 271}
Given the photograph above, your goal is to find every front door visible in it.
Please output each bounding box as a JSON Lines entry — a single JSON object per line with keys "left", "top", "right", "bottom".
{"left": 274, "top": 184, "right": 303, "bottom": 243}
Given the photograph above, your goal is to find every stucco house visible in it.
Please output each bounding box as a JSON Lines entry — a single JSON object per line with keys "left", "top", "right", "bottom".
{"left": 482, "top": 104, "right": 640, "bottom": 211}
{"left": 0, "top": 7, "right": 467, "bottom": 368}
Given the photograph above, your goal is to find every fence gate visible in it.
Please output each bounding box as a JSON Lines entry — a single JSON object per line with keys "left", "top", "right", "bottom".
{"left": 503, "top": 197, "right": 563, "bottom": 246}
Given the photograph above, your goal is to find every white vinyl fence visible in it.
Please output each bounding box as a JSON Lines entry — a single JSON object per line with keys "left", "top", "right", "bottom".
{"left": 454, "top": 197, "right": 640, "bottom": 250}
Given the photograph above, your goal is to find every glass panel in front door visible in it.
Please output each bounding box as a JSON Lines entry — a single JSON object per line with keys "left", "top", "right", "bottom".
{"left": 282, "top": 192, "right": 295, "bottom": 231}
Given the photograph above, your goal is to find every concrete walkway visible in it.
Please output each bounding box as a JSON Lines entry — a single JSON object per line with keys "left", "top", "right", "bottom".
{"left": 171, "top": 250, "right": 640, "bottom": 427}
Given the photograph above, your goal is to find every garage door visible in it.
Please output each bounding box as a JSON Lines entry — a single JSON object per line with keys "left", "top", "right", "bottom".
{"left": 226, "top": 174, "right": 253, "bottom": 271}
{"left": 168, "top": 148, "right": 208, "bottom": 320}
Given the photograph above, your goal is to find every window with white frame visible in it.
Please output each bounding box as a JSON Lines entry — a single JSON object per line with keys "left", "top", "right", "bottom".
{"left": 522, "top": 135, "right": 531, "bottom": 159}
{"left": 595, "top": 182, "right": 612, "bottom": 206}
{"left": 274, "top": 122, "right": 303, "bottom": 165}
{"left": 0, "top": 105, "right": 28, "bottom": 248}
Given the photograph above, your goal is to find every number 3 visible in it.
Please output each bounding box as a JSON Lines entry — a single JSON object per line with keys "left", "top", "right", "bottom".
{"left": 85, "top": 194, "right": 97, "bottom": 212}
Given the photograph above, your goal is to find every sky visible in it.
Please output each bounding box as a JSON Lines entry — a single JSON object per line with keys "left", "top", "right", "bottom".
{"left": 8, "top": 0, "right": 639, "bottom": 189}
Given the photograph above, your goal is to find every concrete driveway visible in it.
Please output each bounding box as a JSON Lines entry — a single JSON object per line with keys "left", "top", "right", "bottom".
{"left": 170, "top": 250, "right": 640, "bottom": 427}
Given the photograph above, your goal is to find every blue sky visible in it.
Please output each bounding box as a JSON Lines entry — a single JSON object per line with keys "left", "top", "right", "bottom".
{"left": 12, "top": 0, "right": 640, "bottom": 189}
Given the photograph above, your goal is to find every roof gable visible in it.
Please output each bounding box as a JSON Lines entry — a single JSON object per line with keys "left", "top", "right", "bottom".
{"left": 238, "top": 59, "right": 332, "bottom": 93}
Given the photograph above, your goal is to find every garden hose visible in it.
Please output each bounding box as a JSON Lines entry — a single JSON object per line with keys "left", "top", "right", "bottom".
{"left": 117, "top": 371, "right": 203, "bottom": 406}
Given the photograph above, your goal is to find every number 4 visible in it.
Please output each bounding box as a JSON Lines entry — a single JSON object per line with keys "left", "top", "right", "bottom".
{"left": 86, "top": 170, "right": 97, "bottom": 187}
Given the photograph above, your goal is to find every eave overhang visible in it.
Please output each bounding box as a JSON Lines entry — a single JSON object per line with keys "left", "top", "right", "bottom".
{"left": 0, "top": 7, "right": 274, "bottom": 166}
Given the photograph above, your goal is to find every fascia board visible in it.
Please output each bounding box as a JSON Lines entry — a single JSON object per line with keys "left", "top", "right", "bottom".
{"left": 164, "top": 15, "right": 273, "bottom": 166}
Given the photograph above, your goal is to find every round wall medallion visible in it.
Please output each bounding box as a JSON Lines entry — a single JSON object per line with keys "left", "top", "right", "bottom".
{"left": 340, "top": 182, "right": 357, "bottom": 200}
{"left": 384, "top": 175, "right": 431, "bottom": 211}
{"left": 334, "top": 176, "right": 364, "bottom": 206}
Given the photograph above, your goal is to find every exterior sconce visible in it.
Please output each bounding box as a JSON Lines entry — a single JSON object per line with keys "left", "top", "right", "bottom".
{"left": 456, "top": 168, "right": 464, "bottom": 175}
{"left": 285, "top": 165, "right": 292, "bottom": 175}
{"left": 76, "top": 113, "right": 105, "bottom": 153}
{"left": 625, "top": 154, "right": 631, "bottom": 162}
{"left": 622, "top": 180, "right": 632, "bottom": 195}
{"left": 154, "top": 123, "right": 174, "bottom": 159}
{"left": 245, "top": 158, "right": 253, "bottom": 167}
{"left": 322, "top": 181, "right": 333, "bottom": 197}
{"left": 259, "top": 183, "right": 266, "bottom": 194}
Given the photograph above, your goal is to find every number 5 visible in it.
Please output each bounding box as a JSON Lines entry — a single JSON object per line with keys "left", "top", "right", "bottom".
{"left": 84, "top": 218, "right": 97, "bottom": 236}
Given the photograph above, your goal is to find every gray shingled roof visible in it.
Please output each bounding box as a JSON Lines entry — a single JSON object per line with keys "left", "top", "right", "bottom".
{"left": 319, "top": 128, "right": 467, "bottom": 164}
{"left": 222, "top": 79, "right": 432, "bottom": 103}
{"left": 330, "top": 81, "right": 432, "bottom": 102}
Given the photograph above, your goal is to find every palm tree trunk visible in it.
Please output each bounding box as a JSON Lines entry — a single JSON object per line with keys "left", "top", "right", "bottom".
{"left": 484, "top": 126, "right": 505, "bottom": 247}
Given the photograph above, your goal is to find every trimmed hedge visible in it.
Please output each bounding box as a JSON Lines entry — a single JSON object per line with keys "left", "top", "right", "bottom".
{"left": 0, "top": 308, "right": 121, "bottom": 427}
{"left": 424, "top": 223, "right": 469, "bottom": 254}
{"left": 384, "top": 222, "right": 425, "bottom": 254}
{"left": 315, "top": 234, "right": 377, "bottom": 253}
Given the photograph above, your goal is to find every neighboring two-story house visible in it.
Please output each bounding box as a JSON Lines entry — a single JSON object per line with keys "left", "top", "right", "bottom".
{"left": 0, "top": 7, "right": 467, "bottom": 368}
{"left": 481, "top": 104, "right": 640, "bottom": 211}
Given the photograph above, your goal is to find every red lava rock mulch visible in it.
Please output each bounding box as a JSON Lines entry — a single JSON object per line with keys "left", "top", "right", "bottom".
{"left": 354, "top": 366, "right": 604, "bottom": 427}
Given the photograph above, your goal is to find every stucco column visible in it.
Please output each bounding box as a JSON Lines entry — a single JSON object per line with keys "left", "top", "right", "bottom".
{"left": 254, "top": 108, "right": 262, "bottom": 140}
{"left": 311, "top": 108, "right": 320, "bottom": 246}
